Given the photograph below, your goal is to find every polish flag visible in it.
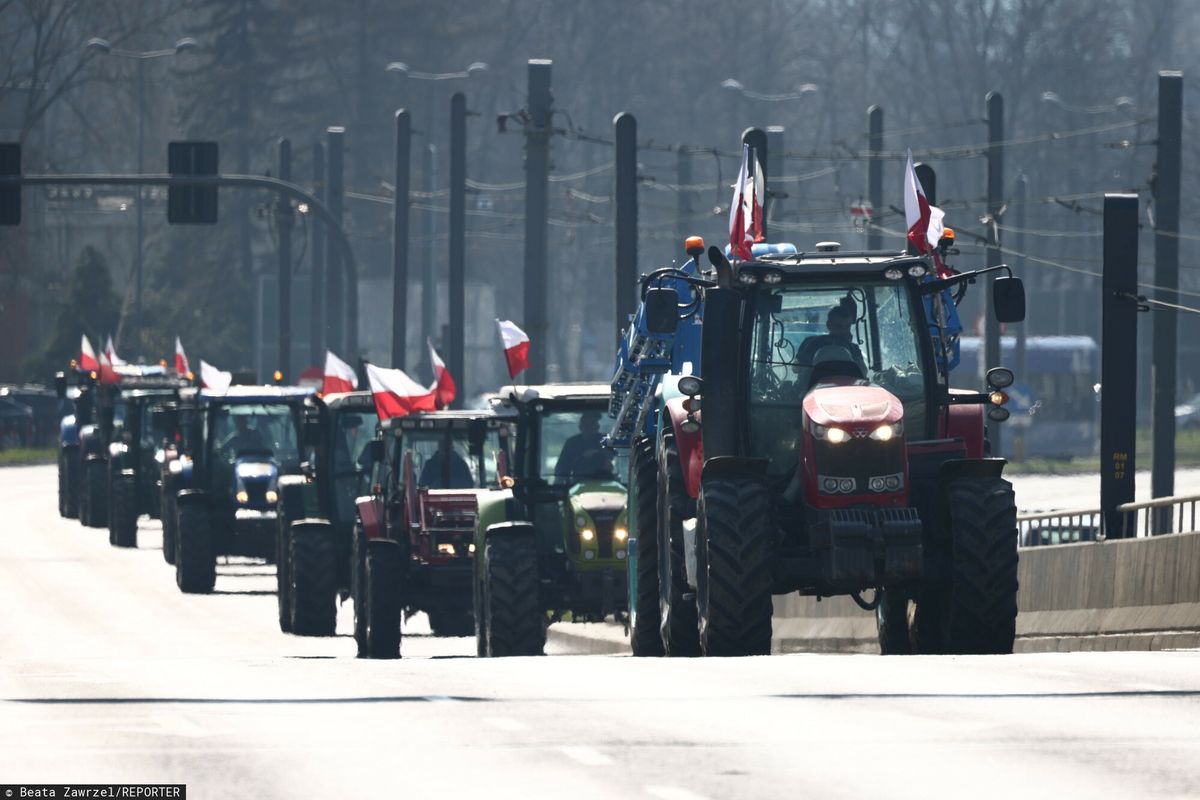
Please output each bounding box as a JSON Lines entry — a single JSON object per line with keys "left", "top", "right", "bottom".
{"left": 904, "top": 150, "right": 946, "bottom": 262}
{"left": 200, "top": 360, "right": 232, "bottom": 392}
{"left": 724, "top": 141, "right": 753, "bottom": 260}
{"left": 79, "top": 335, "right": 99, "bottom": 373}
{"left": 175, "top": 337, "right": 190, "bottom": 376}
{"left": 428, "top": 340, "right": 456, "bottom": 409}
{"left": 366, "top": 363, "right": 436, "bottom": 420}
{"left": 104, "top": 335, "right": 126, "bottom": 367}
{"left": 496, "top": 319, "right": 531, "bottom": 380}
{"left": 323, "top": 350, "right": 359, "bottom": 395}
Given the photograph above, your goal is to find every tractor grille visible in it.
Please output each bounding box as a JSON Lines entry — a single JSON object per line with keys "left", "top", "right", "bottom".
{"left": 591, "top": 509, "right": 620, "bottom": 559}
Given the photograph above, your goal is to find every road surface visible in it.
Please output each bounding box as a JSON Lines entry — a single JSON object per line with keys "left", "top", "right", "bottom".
{"left": 2, "top": 464, "right": 1198, "bottom": 799}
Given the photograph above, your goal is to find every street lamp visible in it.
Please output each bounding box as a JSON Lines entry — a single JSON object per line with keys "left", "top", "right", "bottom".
{"left": 85, "top": 36, "right": 198, "bottom": 351}
{"left": 720, "top": 78, "right": 818, "bottom": 102}
{"left": 384, "top": 60, "right": 488, "bottom": 369}
{"left": 1040, "top": 90, "right": 1135, "bottom": 115}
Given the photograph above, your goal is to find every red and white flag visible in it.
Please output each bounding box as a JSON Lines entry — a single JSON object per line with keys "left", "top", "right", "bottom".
{"left": 728, "top": 143, "right": 765, "bottom": 261}
{"left": 428, "top": 339, "right": 457, "bottom": 409}
{"left": 175, "top": 337, "right": 190, "bottom": 376}
{"left": 104, "top": 335, "right": 126, "bottom": 367}
{"left": 200, "top": 360, "right": 232, "bottom": 392}
{"left": 904, "top": 150, "right": 946, "bottom": 258}
{"left": 496, "top": 319, "right": 531, "bottom": 380}
{"left": 79, "top": 335, "right": 99, "bottom": 372}
{"left": 366, "top": 363, "right": 436, "bottom": 420}
{"left": 322, "top": 350, "right": 358, "bottom": 395}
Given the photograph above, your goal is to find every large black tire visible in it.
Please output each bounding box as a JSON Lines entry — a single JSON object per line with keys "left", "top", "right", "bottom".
{"left": 659, "top": 433, "right": 700, "bottom": 656}
{"left": 696, "top": 478, "right": 774, "bottom": 657}
{"left": 176, "top": 502, "right": 216, "bottom": 594}
{"left": 161, "top": 481, "right": 177, "bottom": 565}
{"left": 290, "top": 522, "right": 339, "bottom": 636}
{"left": 473, "top": 574, "right": 487, "bottom": 657}
{"left": 915, "top": 477, "right": 1019, "bottom": 655}
{"left": 483, "top": 531, "right": 545, "bottom": 657}
{"left": 365, "top": 539, "right": 403, "bottom": 658}
{"left": 876, "top": 588, "right": 913, "bottom": 655}
{"left": 84, "top": 459, "right": 109, "bottom": 529}
{"left": 109, "top": 475, "right": 138, "bottom": 548}
{"left": 275, "top": 516, "right": 293, "bottom": 633}
{"left": 352, "top": 523, "right": 368, "bottom": 657}
{"left": 429, "top": 608, "right": 474, "bottom": 637}
{"left": 59, "top": 447, "right": 79, "bottom": 519}
{"left": 629, "top": 437, "right": 664, "bottom": 657}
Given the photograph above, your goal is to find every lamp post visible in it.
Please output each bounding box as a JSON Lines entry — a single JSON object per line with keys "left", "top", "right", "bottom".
{"left": 383, "top": 61, "right": 487, "bottom": 369}
{"left": 85, "top": 36, "right": 198, "bottom": 352}
{"left": 719, "top": 78, "right": 819, "bottom": 102}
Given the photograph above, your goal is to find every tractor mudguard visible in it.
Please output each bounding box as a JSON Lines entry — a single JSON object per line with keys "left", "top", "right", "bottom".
{"left": 277, "top": 475, "right": 314, "bottom": 523}
{"left": 937, "top": 458, "right": 1007, "bottom": 481}
{"left": 175, "top": 488, "right": 209, "bottom": 507}
{"left": 945, "top": 393, "right": 986, "bottom": 459}
{"left": 59, "top": 416, "right": 80, "bottom": 447}
{"left": 356, "top": 494, "right": 386, "bottom": 541}
{"left": 80, "top": 426, "right": 104, "bottom": 459}
{"left": 664, "top": 398, "right": 704, "bottom": 500}
{"left": 485, "top": 520, "right": 536, "bottom": 541}
{"left": 700, "top": 456, "right": 770, "bottom": 483}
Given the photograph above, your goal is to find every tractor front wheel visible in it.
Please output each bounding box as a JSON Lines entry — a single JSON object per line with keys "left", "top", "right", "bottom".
{"left": 290, "top": 522, "right": 339, "bottom": 636}
{"left": 483, "top": 531, "right": 544, "bottom": 657}
{"left": 659, "top": 433, "right": 700, "bottom": 656}
{"left": 696, "top": 477, "right": 773, "bottom": 657}
{"left": 160, "top": 481, "right": 178, "bottom": 565}
{"left": 364, "top": 539, "right": 403, "bottom": 658}
{"left": 275, "top": 517, "right": 293, "bottom": 633}
{"left": 176, "top": 502, "right": 216, "bottom": 594}
{"left": 109, "top": 475, "right": 138, "bottom": 548}
{"left": 83, "top": 460, "right": 109, "bottom": 529}
{"left": 629, "top": 436, "right": 663, "bottom": 657}
{"left": 429, "top": 608, "right": 474, "bottom": 637}
{"left": 59, "top": 447, "right": 79, "bottom": 519}
{"left": 876, "top": 588, "right": 914, "bottom": 655}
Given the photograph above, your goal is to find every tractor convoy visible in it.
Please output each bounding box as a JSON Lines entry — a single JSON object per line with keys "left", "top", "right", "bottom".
{"left": 45, "top": 134, "right": 1023, "bottom": 659}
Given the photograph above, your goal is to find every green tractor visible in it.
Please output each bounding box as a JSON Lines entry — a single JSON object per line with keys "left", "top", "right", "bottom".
{"left": 274, "top": 390, "right": 377, "bottom": 636}
{"left": 472, "top": 384, "right": 630, "bottom": 657}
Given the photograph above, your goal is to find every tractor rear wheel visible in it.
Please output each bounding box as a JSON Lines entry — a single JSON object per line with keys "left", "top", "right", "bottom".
{"left": 84, "top": 460, "right": 109, "bottom": 529}
{"left": 659, "top": 433, "right": 700, "bottom": 656}
{"left": 352, "top": 523, "right": 368, "bottom": 657}
{"left": 483, "top": 531, "right": 544, "bottom": 657}
{"left": 160, "top": 481, "right": 178, "bottom": 565}
{"left": 915, "top": 477, "right": 1019, "bottom": 655}
{"left": 365, "top": 539, "right": 403, "bottom": 658}
{"left": 59, "top": 447, "right": 79, "bottom": 519}
{"left": 290, "top": 522, "right": 339, "bottom": 636}
{"left": 176, "top": 502, "right": 216, "bottom": 594}
{"left": 429, "top": 609, "right": 474, "bottom": 637}
{"left": 629, "top": 436, "right": 664, "bottom": 657}
{"left": 109, "top": 475, "right": 138, "bottom": 548}
{"left": 696, "top": 477, "right": 773, "bottom": 657}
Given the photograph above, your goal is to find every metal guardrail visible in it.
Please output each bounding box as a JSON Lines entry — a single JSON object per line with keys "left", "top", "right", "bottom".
{"left": 1017, "top": 492, "right": 1200, "bottom": 545}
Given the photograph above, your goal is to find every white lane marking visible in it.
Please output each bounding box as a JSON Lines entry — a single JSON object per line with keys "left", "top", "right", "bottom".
{"left": 559, "top": 745, "right": 613, "bottom": 766}
{"left": 645, "top": 786, "right": 710, "bottom": 800}
{"left": 484, "top": 716, "right": 528, "bottom": 732}
{"left": 646, "top": 786, "right": 710, "bottom": 800}
{"left": 424, "top": 695, "right": 462, "bottom": 703}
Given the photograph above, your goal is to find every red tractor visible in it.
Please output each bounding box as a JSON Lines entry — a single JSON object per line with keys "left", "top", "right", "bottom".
{"left": 634, "top": 242, "right": 1025, "bottom": 656}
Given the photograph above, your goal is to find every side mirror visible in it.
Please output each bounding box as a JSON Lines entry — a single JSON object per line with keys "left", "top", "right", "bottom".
{"left": 302, "top": 415, "right": 323, "bottom": 448}
{"left": 365, "top": 437, "right": 384, "bottom": 465}
{"left": 54, "top": 372, "right": 67, "bottom": 399}
{"left": 993, "top": 276, "right": 1026, "bottom": 323}
{"left": 644, "top": 287, "right": 679, "bottom": 335}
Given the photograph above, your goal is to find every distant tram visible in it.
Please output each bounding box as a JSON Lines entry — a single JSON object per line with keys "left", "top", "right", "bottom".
{"left": 958, "top": 336, "right": 1098, "bottom": 459}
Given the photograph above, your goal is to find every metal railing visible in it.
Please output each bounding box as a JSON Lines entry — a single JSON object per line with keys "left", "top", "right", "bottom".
{"left": 1016, "top": 492, "right": 1200, "bottom": 546}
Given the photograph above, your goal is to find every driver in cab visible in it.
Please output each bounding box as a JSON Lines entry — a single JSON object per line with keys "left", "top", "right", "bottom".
{"left": 219, "top": 414, "right": 269, "bottom": 459}
{"left": 787, "top": 297, "right": 868, "bottom": 395}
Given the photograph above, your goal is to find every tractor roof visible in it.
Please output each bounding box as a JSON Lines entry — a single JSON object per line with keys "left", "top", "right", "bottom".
{"left": 492, "top": 383, "right": 612, "bottom": 408}
{"left": 380, "top": 406, "right": 516, "bottom": 433}
{"left": 322, "top": 390, "right": 375, "bottom": 412}
{"left": 742, "top": 250, "right": 931, "bottom": 282}
{"left": 199, "top": 385, "right": 315, "bottom": 404}
{"left": 120, "top": 388, "right": 184, "bottom": 400}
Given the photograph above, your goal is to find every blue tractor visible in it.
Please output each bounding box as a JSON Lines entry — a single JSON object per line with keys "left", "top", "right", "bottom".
{"left": 609, "top": 233, "right": 1024, "bottom": 657}
{"left": 170, "top": 385, "right": 317, "bottom": 593}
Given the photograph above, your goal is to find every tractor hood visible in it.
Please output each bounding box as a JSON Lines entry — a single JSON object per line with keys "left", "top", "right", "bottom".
{"left": 803, "top": 381, "right": 904, "bottom": 428}
{"left": 569, "top": 480, "right": 627, "bottom": 515}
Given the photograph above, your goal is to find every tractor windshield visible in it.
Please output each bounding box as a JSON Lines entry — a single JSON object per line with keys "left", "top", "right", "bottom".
{"left": 211, "top": 403, "right": 302, "bottom": 469}
{"left": 747, "top": 280, "right": 929, "bottom": 475}
{"left": 332, "top": 410, "right": 374, "bottom": 521}
{"left": 539, "top": 408, "right": 626, "bottom": 486}
{"left": 408, "top": 430, "right": 478, "bottom": 489}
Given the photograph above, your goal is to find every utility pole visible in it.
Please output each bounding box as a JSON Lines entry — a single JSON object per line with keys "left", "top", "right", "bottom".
{"left": 276, "top": 138, "right": 293, "bottom": 382}
{"left": 1101, "top": 194, "right": 1139, "bottom": 538}
{"left": 134, "top": 59, "right": 145, "bottom": 350}
{"left": 310, "top": 142, "right": 325, "bottom": 366}
{"left": 392, "top": 110, "right": 411, "bottom": 370}
{"left": 419, "top": 142, "right": 437, "bottom": 376}
{"left": 766, "top": 126, "right": 785, "bottom": 228}
{"left": 325, "top": 127, "right": 346, "bottom": 356}
{"left": 448, "top": 92, "right": 466, "bottom": 405}
{"left": 675, "top": 145, "right": 692, "bottom": 246}
{"left": 985, "top": 91, "right": 1004, "bottom": 454}
{"left": 867, "top": 106, "right": 883, "bottom": 251}
{"left": 1014, "top": 174, "right": 1028, "bottom": 460}
{"left": 614, "top": 112, "right": 638, "bottom": 344}
{"left": 1152, "top": 70, "right": 1183, "bottom": 533}
{"left": 523, "top": 59, "right": 552, "bottom": 384}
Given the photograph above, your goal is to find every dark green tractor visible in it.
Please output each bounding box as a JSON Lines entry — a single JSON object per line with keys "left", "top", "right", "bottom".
{"left": 472, "top": 384, "right": 629, "bottom": 657}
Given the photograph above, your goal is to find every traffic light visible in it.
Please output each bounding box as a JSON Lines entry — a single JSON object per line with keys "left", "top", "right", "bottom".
{"left": 167, "top": 141, "right": 218, "bottom": 224}
{"left": 0, "top": 143, "right": 20, "bottom": 226}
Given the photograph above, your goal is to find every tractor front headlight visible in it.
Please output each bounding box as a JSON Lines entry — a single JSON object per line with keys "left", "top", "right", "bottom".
{"left": 813, "top": 424, "right": 848, "bottom": 444}
{"left": 870, "top": 422, "right": 903, "bottom": 442}
{"left": 580, "top": 529, "right": 595, "bottom": 542}
{"left": 265, "top": 489, "right": 278, "bottom": 504}
{"left": 236, "top": 490, "right": 250, "bottom": 504}
{"left": 614, "top": 527, "right": 628, "bottom": 543}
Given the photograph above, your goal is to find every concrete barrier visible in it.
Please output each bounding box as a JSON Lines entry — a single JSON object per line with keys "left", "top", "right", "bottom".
{"left": 771, "top": 530, "right": 1200, "bottom": 653}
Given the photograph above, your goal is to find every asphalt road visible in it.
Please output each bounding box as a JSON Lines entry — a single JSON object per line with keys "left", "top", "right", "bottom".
{"left": 3, "top": 464, "right": 1200, "bottom": 799}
